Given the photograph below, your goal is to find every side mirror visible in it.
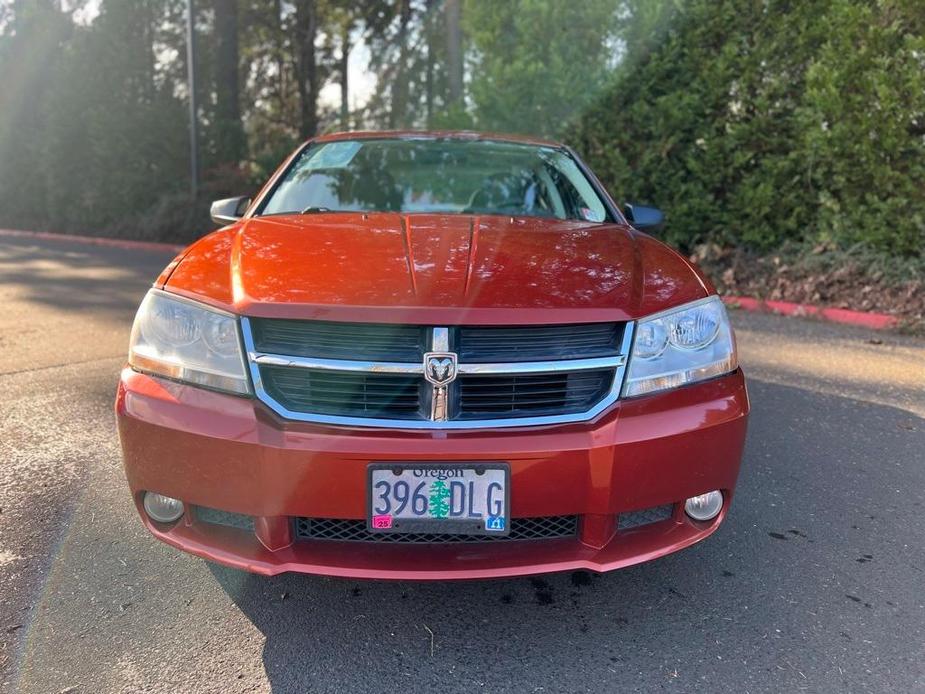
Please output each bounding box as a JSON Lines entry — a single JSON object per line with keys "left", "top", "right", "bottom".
{"left": 623, "top": 203, "right": 664, "bottom": 231}
{"left": 210, "top": 196, "right": 251, "bottom": 225}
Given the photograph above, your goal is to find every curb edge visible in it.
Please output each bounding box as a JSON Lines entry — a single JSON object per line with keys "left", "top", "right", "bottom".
{"left": 0, "top": 228, "right": 185, "bottom": 254}
{"left": 723, "top": 296, "right": 898, "bottom": 330}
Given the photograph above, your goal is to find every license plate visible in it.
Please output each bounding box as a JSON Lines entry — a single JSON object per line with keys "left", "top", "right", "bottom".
{"left": 367, "top": 463, "right": 510, "bottom": 536}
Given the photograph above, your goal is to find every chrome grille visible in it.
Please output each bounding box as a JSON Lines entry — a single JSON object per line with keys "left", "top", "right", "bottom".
{"left": 260, "top": 366, "right": 424, "bottom": 418}
{"left": 457, "top": 370, "right": 613, "bottom": 418}
{"left": 295, "top": 516, "right": 578, "bottom": 543}
{"left": 458, "top": 323, "right": 621, "bottom": 362}
{"left": 243, "top": 319, "right": 633, "bottom": 429}
{"left": 251, "top": 318, "right": 425, "bottom": 361}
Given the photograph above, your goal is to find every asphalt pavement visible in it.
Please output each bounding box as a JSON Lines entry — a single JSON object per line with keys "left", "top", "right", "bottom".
{"left": 1, "top": 234, "right": 923, "bottom": 694}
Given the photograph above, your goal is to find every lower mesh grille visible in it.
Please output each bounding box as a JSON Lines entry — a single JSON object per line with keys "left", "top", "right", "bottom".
{"left": 618, "top": 504, "right": 674, "bottom": 530}
{"left": 296, "top": 516, "right": 579, "bottom": 543}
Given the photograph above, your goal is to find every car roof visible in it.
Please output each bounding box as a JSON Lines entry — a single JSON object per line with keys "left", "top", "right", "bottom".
{"left": 311, "top": 130, "right": 565, "bottom": 149}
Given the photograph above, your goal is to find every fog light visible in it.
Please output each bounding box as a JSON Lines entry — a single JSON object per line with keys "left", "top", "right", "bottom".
{"left": 143, "top": 492, "right": 185, "bottom": 523}
{"left": 684, "top": 490, "right": 723, "bottom": 521}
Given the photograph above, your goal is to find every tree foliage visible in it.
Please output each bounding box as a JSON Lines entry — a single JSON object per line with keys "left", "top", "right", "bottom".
{"left": 569, "top": 0, "right": 925, "bottom": 257}
{"left": 463, "top": 0, "right": 619, "bottom": 138}
{"left": 0, "top": 0, "right": 922, "bottom": 260}
{"left": 42, "top": 1, "right": 190, "bottom": 235}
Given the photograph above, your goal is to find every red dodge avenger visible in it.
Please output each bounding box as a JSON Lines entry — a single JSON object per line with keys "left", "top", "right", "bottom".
{"left": 116, "top": 131, "right": 749, "bottom": 579}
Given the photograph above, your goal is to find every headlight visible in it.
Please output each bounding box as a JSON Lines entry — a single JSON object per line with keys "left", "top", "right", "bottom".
{"left": 623, "top": 296, "right": 737, "bottom": 397}
{"left": 128, "top": 290, "right": 249, "bottom": 394}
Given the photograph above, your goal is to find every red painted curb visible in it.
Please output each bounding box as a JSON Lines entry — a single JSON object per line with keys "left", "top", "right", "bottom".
{"left": 723, "top": 295, "right": 899, "bottom": 330}
{"left": 0, "top": 228, "right": 185, "bottom": 253}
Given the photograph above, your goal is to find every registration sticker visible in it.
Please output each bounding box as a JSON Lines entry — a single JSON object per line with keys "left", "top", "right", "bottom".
{"left": 371, "top": 514, "right": 393, "bottom": 529}
{"left": 486, "top": 516, "right": 506, "bottom": 532}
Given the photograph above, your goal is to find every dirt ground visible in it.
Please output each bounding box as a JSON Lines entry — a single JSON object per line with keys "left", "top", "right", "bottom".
{"left": 692, "top": 243, "right": 925, "bottom": 333}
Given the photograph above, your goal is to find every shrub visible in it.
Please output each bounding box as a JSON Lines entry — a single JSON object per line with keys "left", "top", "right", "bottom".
{"left": 569, "top": 0, "right": 925, "bottom": 258}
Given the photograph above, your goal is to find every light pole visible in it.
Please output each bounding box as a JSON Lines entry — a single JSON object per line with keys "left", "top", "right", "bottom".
{"left": 185, "top": 0, "right": 199, "bottom": 199}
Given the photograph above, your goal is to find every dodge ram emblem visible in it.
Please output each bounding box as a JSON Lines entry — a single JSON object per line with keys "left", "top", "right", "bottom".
{"left": 423, "top": 352, "right": 458, "bottom": 386}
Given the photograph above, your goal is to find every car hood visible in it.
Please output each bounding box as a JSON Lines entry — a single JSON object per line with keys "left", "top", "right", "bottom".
{"left": 161, "top": 213, "right": 710, "bottom": 324}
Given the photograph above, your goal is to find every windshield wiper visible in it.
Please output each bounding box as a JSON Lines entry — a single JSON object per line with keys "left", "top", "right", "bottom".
{"left": 300, "top": 205, "right": 332, "bottom": 214}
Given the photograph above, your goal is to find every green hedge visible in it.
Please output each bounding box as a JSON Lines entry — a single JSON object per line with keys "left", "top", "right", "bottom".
{"left": 569, "top": 0, "right": 925, "bottom": 258}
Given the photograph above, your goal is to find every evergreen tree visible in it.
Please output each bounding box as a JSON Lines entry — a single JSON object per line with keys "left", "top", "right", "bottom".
{"left": 429, "top": 480, "right": 450, "bottom": 519}
{"left": 463, "top": 0, "right": 620, "bottom": 138}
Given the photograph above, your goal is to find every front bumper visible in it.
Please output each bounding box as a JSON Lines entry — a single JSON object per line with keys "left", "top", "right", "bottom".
{"left": 116, "top": 367, "right": 749, "bottom": 579}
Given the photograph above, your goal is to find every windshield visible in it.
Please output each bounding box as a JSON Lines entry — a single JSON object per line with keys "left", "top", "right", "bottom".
{"left": 258, "top": 138, "right": 610, "bottom": 222}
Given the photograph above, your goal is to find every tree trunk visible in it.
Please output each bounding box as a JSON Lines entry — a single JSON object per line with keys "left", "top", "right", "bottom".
{"left": 139, "top": 0, "right": 157, "bottom": 103}
{"left": 445, "top": 0, "right": 463, "bottom": 108}
{"left": 212, "top": 0, "right": 244, "bottom": 163}
{"left": 273, "top": 0, "right": 286, "bottom": 115}
{"left": 424, "top": 0, "right": 434, "bottom": 126}
{"left": 295, "top": 0, "right": 318, "bottom": 138}
{"left": 340, "top": 22, "right": 350, "bottom": 131}
{"left": 389, "top": 0, "right": 411, "bottom": 129}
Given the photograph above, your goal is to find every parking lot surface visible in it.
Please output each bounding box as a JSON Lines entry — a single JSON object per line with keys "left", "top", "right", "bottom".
{"left": 1, "top": 235, "right": 923, "bottom": 693}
